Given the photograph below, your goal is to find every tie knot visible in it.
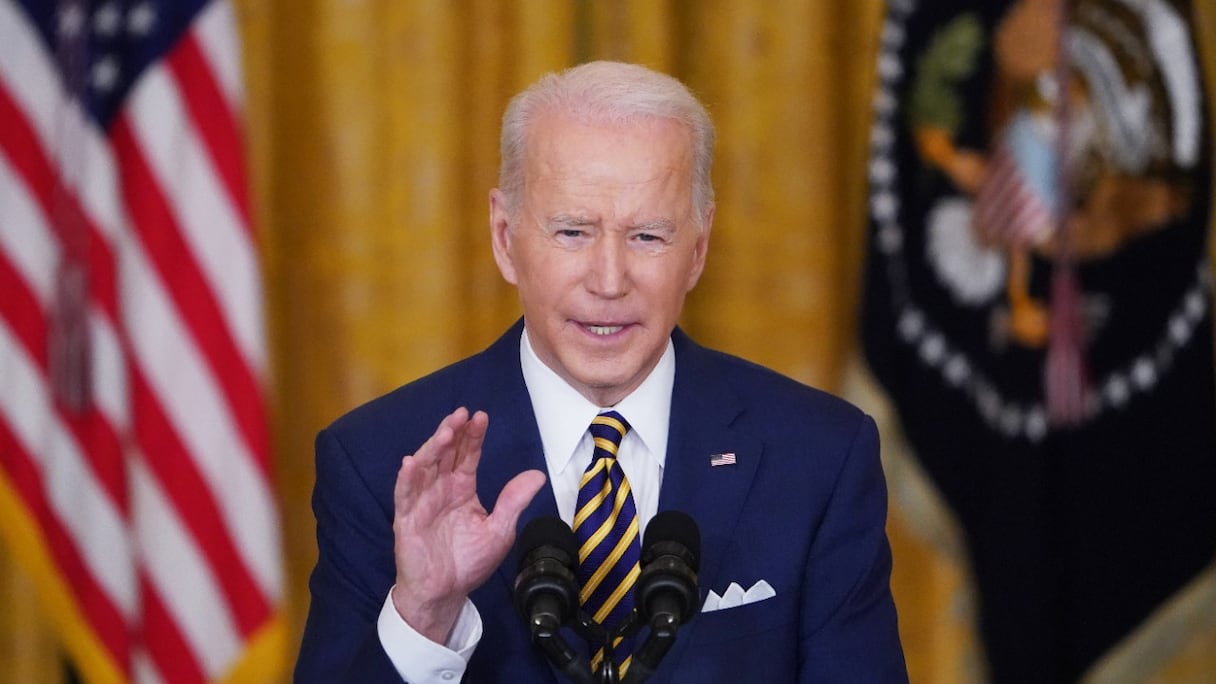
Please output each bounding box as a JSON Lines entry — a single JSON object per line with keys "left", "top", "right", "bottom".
{"left": 590, "top": 410, "right": 630, "bottom": 449}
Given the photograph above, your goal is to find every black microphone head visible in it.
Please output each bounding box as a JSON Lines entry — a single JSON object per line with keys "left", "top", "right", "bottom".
{"left": 637, "top": 510, "right": 701, "bottom": 627}
{"left": 514, "top": 517, "right": 579, "bottom": 631}
{"left": 642, "top": 510, "right": 700, "bottom": 571}
{"left": 517, "top": 516, "right": 578, "bottom": 570}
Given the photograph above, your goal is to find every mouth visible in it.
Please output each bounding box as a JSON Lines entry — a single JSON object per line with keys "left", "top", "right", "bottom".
{"left": 581, "top": 323, "right": 628, "bottom": 336}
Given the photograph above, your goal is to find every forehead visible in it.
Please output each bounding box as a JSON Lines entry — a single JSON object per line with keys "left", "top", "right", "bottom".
{"left": 523, "top": 112, "right": 695, "bottom": 192}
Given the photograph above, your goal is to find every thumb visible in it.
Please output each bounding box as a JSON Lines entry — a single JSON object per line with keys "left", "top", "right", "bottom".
{"left": 489, "top": 469, "right": 547, "bottom": 535}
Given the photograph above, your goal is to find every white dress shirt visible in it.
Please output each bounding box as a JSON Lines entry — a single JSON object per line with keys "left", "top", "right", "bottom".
{"left": 376, "top": 327, "right": 674, "bottom": 682}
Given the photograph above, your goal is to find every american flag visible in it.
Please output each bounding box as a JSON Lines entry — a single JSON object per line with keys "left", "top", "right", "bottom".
{"left": 971, "top": 109, "right": 1058, "bottom": 249}
{"left": 0, "top": 1, "right": 283, "bottom": 682}
{"left": 710, "top": 452, "right": 736, "bottom": 467}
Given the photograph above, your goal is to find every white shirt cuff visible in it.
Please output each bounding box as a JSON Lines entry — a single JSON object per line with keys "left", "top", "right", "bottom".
{"left": 376, "top": 589, "right": 482, "bottom": 683}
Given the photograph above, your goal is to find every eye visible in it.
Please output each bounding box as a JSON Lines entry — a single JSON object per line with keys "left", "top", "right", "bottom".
{"left": 546, "top": 216, "right": 594, "bottom": 242}
{"left": 632, "top": 228, "right": 673, "bottom": 246}
{"left": 630, "top": 221, "right": 675, "bottom": 246}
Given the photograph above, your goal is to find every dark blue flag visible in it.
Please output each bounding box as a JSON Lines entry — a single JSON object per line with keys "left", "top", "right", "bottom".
{"left": 862, "top": 0, "right": 1216, "bottom": 681}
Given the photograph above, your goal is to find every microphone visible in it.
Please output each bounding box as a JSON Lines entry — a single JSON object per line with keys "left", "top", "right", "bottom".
{"left": 513, "top": 516, "right": 580, "bottom": 634}
{"left": 513, "top": 517, "right": 595, "bottom": 684}
{"left": 622, "top": 510, "right": 700, "bottom": 683}
{"left": 636, "top": 510, "right": 701, "bottom": 628}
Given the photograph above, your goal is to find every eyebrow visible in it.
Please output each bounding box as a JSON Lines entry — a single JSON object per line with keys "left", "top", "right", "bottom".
{"left": 632, "top": 218, "right": 676, "bottom": 233}
{"left": 544, "top": 215, "right": 677, "bottom": 233}
{"left": 547, "top": 214, "right": 597, "bottom": 229}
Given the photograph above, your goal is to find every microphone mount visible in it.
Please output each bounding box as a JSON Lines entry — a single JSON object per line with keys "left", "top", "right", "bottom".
{"left": 517, "top": 512, "right": 701, "bottom": 683}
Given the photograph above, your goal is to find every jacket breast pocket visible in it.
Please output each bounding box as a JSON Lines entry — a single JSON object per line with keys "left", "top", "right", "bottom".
{"left": 683, "top": 593, "right": 796, "bottom": 646}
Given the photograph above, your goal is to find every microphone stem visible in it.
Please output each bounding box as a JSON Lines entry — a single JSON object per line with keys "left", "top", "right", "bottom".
{"left": 532, "top": 617, "right": 595, "bottom": 684}
{"left": 620, "top": 616, "right": 679, "bottom": 684}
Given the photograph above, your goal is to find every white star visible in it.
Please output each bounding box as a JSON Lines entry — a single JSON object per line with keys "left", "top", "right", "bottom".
{"left": 878, "top": 54, "right": 903, "bottom": 80}
{"left": 998, "top": 406, "right": 1022, "bottom": 437}
{"left": 872, "top": 89, "right": 897, "bottom": 115}
{"left": 1104, "top": 374, "right": 1130, "bottom": 408}
{"left": 897, "top": 309, "right": 924, "bottom": 342}
{"left": 871, "top": 190, "right": 898, "bottom": 222}
{"left": 1184, "top": 291, "right": 1205, "bottom": 319}
{"left": 94, "top": 2, "right": 122, "bottom": 38}
{"left": 870, "top": 121, "right": 893, "bottom": 148}
{"left": 1168, "top": 315, "right": 1192, "bottom": 345}
{"left": 128, "top": 3, "right": 157, "bottom": 36}
{"left": 91, "top": 56, "right": 120, "bottom": 93}
{"left": 1024, "top": 409, "right": 1047, "bottom": 442}
{"left": 869, "top": 157, "right": 895, "bottom": 185}
{"left": 919, "top": 333, "right": 945, "bottom": 365}
{"left": 58, "top": 3, "right": 86, "bottom": 39}
{"left": 881, "top": 20, "right": 905, "bottom": 49}
{"left": 1131, "top": 358, "right": 1157, "bottom": 390}
{"left": 877, "top": 225, "right": 903, "bottom": 254}
{"left": 943, "top": 354, "right": 970, "bottom": 386}
{"left": 976, "top": 385, "right": 1000, "bottom": 423}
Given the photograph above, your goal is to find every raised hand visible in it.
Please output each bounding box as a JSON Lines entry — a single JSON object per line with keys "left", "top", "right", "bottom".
{"left": 390, "top": 407, "right": 546, "bottom": 644}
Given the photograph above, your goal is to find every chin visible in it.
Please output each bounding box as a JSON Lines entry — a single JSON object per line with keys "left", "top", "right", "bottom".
{"left": 566, "top": 364, "right": 636, "bottom": 401}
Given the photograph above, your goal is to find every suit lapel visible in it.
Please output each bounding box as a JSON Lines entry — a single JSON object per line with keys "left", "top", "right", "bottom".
{"left": 470, "top": 324, "right": 575, "bottom": 682}
{"left": 649, "top": 330, "right": 764, "bottom": 677}
{"left": 658, "top": 330, "right": 763, "bottom": 611}
{"left": 468, "top": 323, "right": 563, "bottom": 595}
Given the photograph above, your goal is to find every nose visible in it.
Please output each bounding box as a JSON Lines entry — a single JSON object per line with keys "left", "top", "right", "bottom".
{"left": 586, "top": 234, "right": 629, "bottom": 298}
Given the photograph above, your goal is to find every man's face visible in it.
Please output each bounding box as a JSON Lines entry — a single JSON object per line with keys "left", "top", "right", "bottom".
{"left": 490, "top": 112, "right": 712, "bottom": 407}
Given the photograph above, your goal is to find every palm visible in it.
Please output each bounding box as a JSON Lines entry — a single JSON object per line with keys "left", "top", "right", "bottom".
{"left": 391, "top": 408, "right": 545, "bottom": 641}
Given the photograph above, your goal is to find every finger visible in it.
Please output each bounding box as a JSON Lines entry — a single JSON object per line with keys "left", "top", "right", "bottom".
{"left": 397, "top": 407, "right": 475, "bottom": 522}
{"left": 453, "top": 410, "right": 489, "bottom": 476}
{"left": 488, "top": 469, "right": 547, "bottom": 535}
{"left": 393, "top": 454, "right": 425, "bottom": 520}
{"left": 437, "top": 407, "right": 477, "bottom": 474}
{"left": 395, "top": 451, "right": 452, "bottom": 530}
{"left": 414, "top": 407, "right": 469, "bottom": 469}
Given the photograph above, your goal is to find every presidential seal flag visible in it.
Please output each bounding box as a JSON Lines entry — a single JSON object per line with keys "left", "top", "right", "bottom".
{"left": 0, "top": 1, "right": 284, "bottom": 682}
{"left": 862, "top": 0, "right": 1216, "bottom": 681}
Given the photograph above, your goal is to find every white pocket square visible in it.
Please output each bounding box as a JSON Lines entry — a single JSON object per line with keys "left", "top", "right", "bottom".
{"left": 702, "top": 579, "right": 776, "bottom": 612}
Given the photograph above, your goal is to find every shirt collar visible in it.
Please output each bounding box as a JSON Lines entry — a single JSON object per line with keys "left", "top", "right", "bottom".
{"left": 520, "top": 327, "right": 673, "bottom": 477}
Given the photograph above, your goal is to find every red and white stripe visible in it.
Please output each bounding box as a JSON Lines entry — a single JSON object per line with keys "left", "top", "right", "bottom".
{"left": 0, "top": 1, "right": 282, "bottom": 682}
{"left": 971, "top": 139, "right": 1055, "bottom": 249}
{"left": 1045, "top": 267, "right": 1089, "bottom": 425}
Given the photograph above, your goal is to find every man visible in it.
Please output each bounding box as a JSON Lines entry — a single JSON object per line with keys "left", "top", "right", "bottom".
{"left": 296, "top": 61, "right": 907, "bottom": 682}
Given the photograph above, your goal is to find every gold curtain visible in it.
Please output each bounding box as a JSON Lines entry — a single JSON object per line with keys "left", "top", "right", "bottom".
{"left": 2, "top": 1, "right": 1214, "bottom": 681}
{"left": 248, "top": 1, "right": 896, "bottom": 675}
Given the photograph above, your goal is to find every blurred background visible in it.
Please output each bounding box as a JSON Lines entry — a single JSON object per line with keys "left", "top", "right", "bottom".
{"left": 1, "top": 1, "right": 1214, "bottom": 682}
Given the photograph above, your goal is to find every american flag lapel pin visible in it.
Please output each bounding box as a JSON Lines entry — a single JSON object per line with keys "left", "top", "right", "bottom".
{"left": 710, "top": 452, "right": 737, "bottom": 467}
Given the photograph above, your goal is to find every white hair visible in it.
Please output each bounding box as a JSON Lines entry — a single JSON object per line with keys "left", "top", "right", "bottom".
{"left": 498, "top": 61, "right": 716, "bottom": 224}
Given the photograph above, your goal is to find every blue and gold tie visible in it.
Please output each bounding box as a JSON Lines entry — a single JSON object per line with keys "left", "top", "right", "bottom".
{"left": 574, "top": 411, "right": 640, "bottom": 673}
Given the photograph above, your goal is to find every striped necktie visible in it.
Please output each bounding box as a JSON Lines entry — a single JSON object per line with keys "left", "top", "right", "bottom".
{"left": 574, "top": 410, "right": 641, "bottom": 672}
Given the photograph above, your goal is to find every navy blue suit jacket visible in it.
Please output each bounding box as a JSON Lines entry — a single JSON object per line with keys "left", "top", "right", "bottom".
{"left": 296, "top": 322, "right": 907, "bottom": 682}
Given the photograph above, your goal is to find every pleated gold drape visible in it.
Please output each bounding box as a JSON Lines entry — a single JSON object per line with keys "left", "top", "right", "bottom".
{"left": 246, "top": 3, "right": 897, "bottom": 678}
{"left": 3, "top": 1, "right": 1214, "bottom": 682}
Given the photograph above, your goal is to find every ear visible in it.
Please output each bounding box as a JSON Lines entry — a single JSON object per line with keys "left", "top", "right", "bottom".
{"left": 685, "top": 203, "right": 714, "bottom": 291}
{"left": 489, "top": 188, "right": 519, "bottom": 285}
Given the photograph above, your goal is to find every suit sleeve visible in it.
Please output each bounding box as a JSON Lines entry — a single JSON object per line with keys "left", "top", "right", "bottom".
{"left": 294, "top": 428, "right": 404, "bottom": 683}
{"left": 798, "top": 414, "right": 908, "bottom": 682}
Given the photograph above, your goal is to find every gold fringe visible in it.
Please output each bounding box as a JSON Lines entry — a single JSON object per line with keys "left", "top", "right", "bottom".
{"left": 0, "top": 472, "right": 124, "bottom": 684}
